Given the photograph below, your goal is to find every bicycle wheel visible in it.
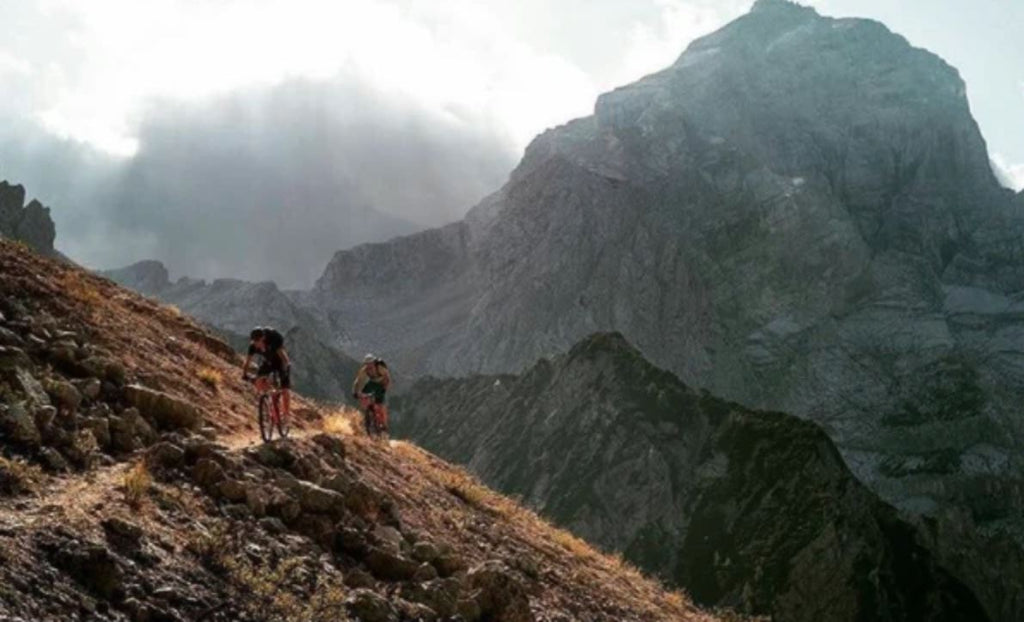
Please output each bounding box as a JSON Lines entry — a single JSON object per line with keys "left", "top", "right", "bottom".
{"left": 363, "top": 407, "right": 376, "bottom": 438}
{"left": 275, "top": 394, "right": 290, "bottom": 439}
{"left": 258, "top": 394, "right": 274, "bottom": 442}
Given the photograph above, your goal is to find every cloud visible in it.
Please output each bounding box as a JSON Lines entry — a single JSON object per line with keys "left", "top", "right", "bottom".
{"left": 0, "top": 0, "right": 753, "bottom": 288}
{"left": 992, "top": 154, "right": 1024, "bottom": 192}
{"left": 1, "top": 75, "right": 518, "bottom": 289}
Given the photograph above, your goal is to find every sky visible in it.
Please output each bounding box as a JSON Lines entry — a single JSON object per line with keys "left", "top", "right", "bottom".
{"left": 0, "top": 0, "right": 1021, "bottom": 286}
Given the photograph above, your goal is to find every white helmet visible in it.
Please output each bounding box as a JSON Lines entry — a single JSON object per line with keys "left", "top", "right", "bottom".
{"left": 364, "top": 353, "right": 376, "bottom": 363}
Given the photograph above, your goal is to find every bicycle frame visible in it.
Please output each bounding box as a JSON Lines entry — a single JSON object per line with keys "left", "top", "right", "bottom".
{"left": 248, "top": 373, "right": 287, "bottom": 441}
{"left": 357, "top": 393, "right": 388, "bottom": 437}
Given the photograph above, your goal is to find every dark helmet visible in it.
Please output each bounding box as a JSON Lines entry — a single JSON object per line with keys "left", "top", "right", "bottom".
{"left": 250, "top": 327, "right": 266, "bottom": 341}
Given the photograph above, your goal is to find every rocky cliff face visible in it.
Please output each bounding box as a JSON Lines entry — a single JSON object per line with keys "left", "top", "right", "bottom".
{"left": 0, "top": 180, "right": 57, "bottom": 256}
{"left": 394, "top": 333, "right": 988, "bottom": 621}
{"left": 311, "top": 0, "right": 1024, "bottom": 535}
{"left": 104, "top": 261, "right": 359, "bottom": 401}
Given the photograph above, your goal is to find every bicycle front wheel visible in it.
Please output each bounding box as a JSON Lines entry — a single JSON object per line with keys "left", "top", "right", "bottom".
{"left": 258, "top": 394, "right": 274, "bottom": 442}
{"left": 275, "top": 394, "right": 290, "bottom": 439}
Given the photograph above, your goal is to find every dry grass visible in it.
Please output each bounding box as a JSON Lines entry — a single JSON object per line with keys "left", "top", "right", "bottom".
{"left": 164, "top": 304, "right": 182, "bottom": 317}
{"left": 321, "top": 408, "right": 357, "bottom": 436}
{"left": 122, "top": 461, "right": 152, "bottom": 508}
{"left": 0, "top": 456, "right": 43, "bottom": 495}
{"left": 61, "top": 272, "right": 105, "bottom": 308}
{"left": 197, "top": 367, "right": 223, "bottom": 391}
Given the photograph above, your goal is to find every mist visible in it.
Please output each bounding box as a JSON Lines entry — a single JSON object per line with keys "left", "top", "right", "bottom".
{"left": 1, "top": 75, "right": 518, "bottom": 288}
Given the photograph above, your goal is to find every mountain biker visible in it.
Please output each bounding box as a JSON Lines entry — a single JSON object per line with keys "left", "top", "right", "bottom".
{"left": 352, "top": 354, "right": 391, "bottom": 430}
{"left": 242, "top": 326, "right": 291, "bottom": 423}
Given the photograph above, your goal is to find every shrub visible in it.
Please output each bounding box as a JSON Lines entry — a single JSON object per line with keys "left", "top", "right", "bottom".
{"left": 197, "top": 367, "right": 223, "bottom": 390}
{"left": 123, "top": 461, "right": 152, "bottom": 508}
{"left": 0, "top": 456, "right": 42, "bottom": 495}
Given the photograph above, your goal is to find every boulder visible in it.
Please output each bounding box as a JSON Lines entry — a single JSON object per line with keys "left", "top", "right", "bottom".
{"left": 145, "top": 442, "right": 185, "bottom": 470}
{"left": 108, "top": 415, "right": 141, "bottom": 453}
{"left": 372, "top": 525, "right": 405, "bottom": 553}
{"left": 0, "top": 326, "right": 23, "bottom": 347}
{"left": 39, "top": 446, "right": 69, "bottom": 472}
{"left": 47, "top": 380, "right": 82, "bottom": 414}
{"left": 192, "top": 458, "right": 226, "bottom": 489}
{"left": 1, "top": 402, "right": 40, "bottom": 447}
{"left": 412, "top": 541, "right": 440, "bottom": 564}
{"left": 413, "top": 563, "right": 439, "bottom": 582}
{"left": 46, "top": 538, "right": 124, "bottom": 600}
{"left": 13, "top": 368, "right": 50, "bottom": 407}
{"left": 0, "top": 346, "right": 31, "bottom": 371}
{"left": 434, "top": 552, "right": 467, "bottom": 578}
{"left": 345, "top": 589, "right": 396, "bottom": 622}
{"left": 335, "top": 527, "right": 370, "bottom": 557}
{"left": 466, "top": 561, "right": 533, "bottom": 622}
{"left": 80, "top": 357, "right": 126, "bottom": 385}
{"left": 365, "top": 547, "right": 420, "bottom": 582}
{"left": 83, "top": 417, "right": 112, "bottom": 450}
{"left": 401, "top": 579, "right": 459, "bottom": 618}
{"left": 62, "top": 429, "right": 99, "bottom": 467}
{"left": 74, "top": 378, "right": 103, "bottom": 401}
{"left": 295, "top": 480, "right": 344, "bottom": 514}
{"left": 343, "top": 568, "right": 376, "bottom": 589}
{"left": 124, "top": 408, "right": 157, "bottom": 445}
{"left": 32, "top": 405, "right": 57, "bottom": 431}
{"left": 216, "top": 479, "right": 248, "bottom": 503}
{"left": 124, "top": 385, "right": 204, "bottom": 431}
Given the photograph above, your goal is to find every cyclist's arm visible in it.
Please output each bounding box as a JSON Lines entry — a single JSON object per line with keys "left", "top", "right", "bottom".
{"left": 352, "top": 368, "right": 367, "bottom": 396}
{"left": 379, "top": 367, "right": 392, "bottom": 390}
{"left": 278, "top": 347, "right": 290, "bottom": 368}
{"left": 242, "top": 352, "right": 253, "bottom": 377}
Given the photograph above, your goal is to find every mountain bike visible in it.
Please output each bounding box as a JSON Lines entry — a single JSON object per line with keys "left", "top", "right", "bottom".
{"left": 356, "top": 393, "right": 388, "bottom": 440}
{"left": 246, "top": 373, "right": 289, "bottom": 442}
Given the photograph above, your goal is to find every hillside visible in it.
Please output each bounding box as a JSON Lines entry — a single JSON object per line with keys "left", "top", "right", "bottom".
{"left": 104, "top": 260, "right": 360, "bottom": 402}
{"left": 394, "top": 333, "right": 989, "bottom": 622}
{"left": 0, "top": 238, "right": 727, "bottom": 622}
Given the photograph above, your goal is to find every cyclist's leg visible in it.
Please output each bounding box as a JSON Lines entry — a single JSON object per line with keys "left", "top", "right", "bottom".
{"left": 375, "top": 390, "right": 388, "bottom": 430}
{"left": 276, "top": 359, "right": 292, "bottom": 419}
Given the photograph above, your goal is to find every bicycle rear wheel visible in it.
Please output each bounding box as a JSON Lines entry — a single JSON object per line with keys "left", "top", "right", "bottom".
{"left": 275, "top": 394, "right": 290, "bottom": 439}
{"left": 258, "top": 394, "right": 274, "bottom": 442}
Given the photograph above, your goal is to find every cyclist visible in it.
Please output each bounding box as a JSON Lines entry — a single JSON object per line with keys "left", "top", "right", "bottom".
{"left": 242, "top": 326, "right": 292, "bottom": 423}
{"left": 352, "top": 354, "right": 391, "bottom": 432}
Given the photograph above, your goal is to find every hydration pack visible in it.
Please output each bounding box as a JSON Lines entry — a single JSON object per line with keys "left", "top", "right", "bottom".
{"left": 264, "top": 327, "right": 285, "bottom": 351}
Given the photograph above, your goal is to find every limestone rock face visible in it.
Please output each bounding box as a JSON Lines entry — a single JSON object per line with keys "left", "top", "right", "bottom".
{"left": 0, "top": 181, "right": 56, "bottom": 256}
{"left": 309, "top": 0, "right": 1024, "bottom": 538}
{"left": 395, "top": 333, "right": 990, "bottom": 621}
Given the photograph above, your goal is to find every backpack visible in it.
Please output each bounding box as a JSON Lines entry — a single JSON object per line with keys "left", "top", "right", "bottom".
{"left": 264, "top": 327, "right": 285, "bottom": 352}
{"left": 374, "top": 359, "right": 390, "bottom": 388}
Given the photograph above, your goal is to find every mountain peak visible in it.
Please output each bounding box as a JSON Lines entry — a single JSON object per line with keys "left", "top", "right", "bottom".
{"left": 751, "top": 0, "right": 815, "bottom": 13}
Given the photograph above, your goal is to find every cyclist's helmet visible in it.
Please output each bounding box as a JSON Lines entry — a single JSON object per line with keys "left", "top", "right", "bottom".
{"left": 250, "top": 327, "right": 266, "bottom": 341}
{"left": 363, "top": 353, "right": 376, "bottom": 364}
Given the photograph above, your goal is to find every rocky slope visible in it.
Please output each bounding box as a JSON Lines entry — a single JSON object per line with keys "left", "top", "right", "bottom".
{"left": 0, "top": 180, "right": 57, "bottom": 256}
{"left": 394, "top": 332, "right": 989, "bottom": 622}
{"left": 105, "top": 260, "right": 359, "bottom": 402}
{"left": 0, "top": 238, "right": 723, "bottom": 622}
{"left": 308, "top": 0, "right": 1024, "bottom": 545}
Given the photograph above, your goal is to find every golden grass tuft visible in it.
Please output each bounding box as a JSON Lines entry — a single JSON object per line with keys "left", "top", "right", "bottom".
{"left": 122, "top": 461, "right": 152, "bottom": 508}
{"left": 0, "top": 456, "right": 43, "bottom": 495}
{"left": 197, "top": 366, "right": 223, "bottom": 390}
{"left": 321, "top": 408, "right": 357, "bottom": 436}
{"left": 61, "top": 272, "right": 105, "bottom": 308}
{"left": 164, "top": 304, "right": 182, "bottom": 317}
